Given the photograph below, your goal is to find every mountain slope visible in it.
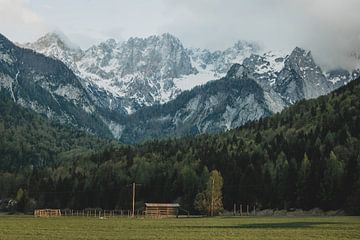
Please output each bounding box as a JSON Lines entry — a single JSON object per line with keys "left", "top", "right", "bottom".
{"left": 2, "top": 76, "right": 358, "bottom": 213}
{"left": 0, "top": 33, "right": 124, "bottom": 138}
{"left": 15, "top": 32, "right": 360, "bottom": 142}
{"left": 117, "top": 46, "right": 356, "bottom": 144}
{"left": 126, "top": 75, "right": 360, "bottom": 211}
{"left": 119, "top": 64, "right": 272, "bottom": 143}
{"left": 0, "top": 91, "right": 114, "bottom": 171}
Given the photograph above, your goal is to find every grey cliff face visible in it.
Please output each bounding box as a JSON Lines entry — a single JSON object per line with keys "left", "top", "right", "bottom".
{"left": 277, "top": 47, "right": 332, "bottom": 102}
{"left": 119, "top": 69, "right": 272, "bottom": 143}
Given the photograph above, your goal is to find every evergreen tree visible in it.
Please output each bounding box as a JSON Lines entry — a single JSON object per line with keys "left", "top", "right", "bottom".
{"left": 320, "top": 151, "right": 344, "bottom": 209}
{"left": 275, "top": 151, "right": 289, "bottom": 208}
{"left": 297, "top": 153, "right": 311, "bottom": 207}
{"left": 1, "top": 77, "right": 360, "bottom": 213}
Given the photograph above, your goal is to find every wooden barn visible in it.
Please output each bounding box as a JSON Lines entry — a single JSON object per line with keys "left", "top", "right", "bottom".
{"left": 144, "top": 203, "right": 180, "bottom": 218}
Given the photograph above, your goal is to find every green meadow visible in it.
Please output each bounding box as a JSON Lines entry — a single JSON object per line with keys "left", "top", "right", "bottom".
{"left": 0, "top": 216, "right": 359, "bottom": 240}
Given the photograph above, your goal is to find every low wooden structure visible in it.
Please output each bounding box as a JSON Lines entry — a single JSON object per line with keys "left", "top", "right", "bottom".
{"left": 34, "top": 209, "right": 61, "bottom": 217}
{"left": 144, "top": 203, "right": 180, "bottom": 218}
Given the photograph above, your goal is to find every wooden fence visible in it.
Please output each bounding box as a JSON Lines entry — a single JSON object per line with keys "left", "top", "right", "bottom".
{"left": 60, "top": 209, "right": 143, "bottom": 218}
{"left": 232, "top": 204, "right": 257, "bottom": 216}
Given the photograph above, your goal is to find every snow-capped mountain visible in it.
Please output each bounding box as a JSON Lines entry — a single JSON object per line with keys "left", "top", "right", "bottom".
{"left": 174, "top": 40, "right": 261, "bottom": 91}
{"left": 119, "top": 64, "right": 273, "bottom": 143}
{"left": 187, "top": 40, "right": 261, "bottom": 77}
{"left": 241, "top": 48, "right": 333, "bottom": 105}
{"left": 77, "top": 33, "right": 198, "bottom": 108}
{"left": 24, "top": 32, "right": 358, "bottom": 113}
{"left": 117, "top": 47, "right": 359, "bottom": 143}
{"left": 6, "top": 32, "right": 359, "bottom": 142}
{"left": 24, "top": 33, "right": 261, "bottom": 113}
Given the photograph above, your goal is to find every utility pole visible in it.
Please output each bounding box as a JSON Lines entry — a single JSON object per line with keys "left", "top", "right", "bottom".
{"left": 211, "top": 177, "right": 215, "bottom": 217}
{"left": 129, "top": 182, "right": 141, "bottom": 218}
{"left": 132, "top": 182, "right": 135, "bottom": 218}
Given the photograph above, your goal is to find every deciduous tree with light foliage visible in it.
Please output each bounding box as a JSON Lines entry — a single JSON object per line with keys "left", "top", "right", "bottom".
{"left": 194, "top": 170, "right": 223, "bottom": 216}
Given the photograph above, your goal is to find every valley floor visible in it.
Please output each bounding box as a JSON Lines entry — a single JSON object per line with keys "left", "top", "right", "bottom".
{"left": 0, "top": 215, "right": 359, "bottom": 240}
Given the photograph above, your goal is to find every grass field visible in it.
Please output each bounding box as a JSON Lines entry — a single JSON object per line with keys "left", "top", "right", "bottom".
{"left": 0, "top": 215, "right": 359, "bottom": 240}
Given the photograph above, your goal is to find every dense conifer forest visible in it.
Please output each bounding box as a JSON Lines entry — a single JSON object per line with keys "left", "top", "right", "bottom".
{"left": 0, "top": 77, "right": 359, "bottom": 214}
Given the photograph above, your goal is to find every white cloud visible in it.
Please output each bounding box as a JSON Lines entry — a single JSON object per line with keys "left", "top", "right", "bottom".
{"left": 159, "top": 0, "right": 360, "bottom": 70}
{"left": 0, "top": 0, "right": 47, "bottom": 42}
{"left": 293, "top": 0, "right": 360, "bottom": 70}
{"left": 1, "top": 0, "right": 359, "bottom": 70}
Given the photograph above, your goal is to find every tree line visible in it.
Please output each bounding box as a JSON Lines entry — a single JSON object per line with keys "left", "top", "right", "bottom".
{"left": 0, "top": 78, "right": 359, "bottom": 214}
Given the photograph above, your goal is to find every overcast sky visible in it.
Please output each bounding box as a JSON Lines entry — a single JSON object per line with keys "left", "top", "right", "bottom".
{"left": 0, "top": 0, "right": 359, "bottom": 70}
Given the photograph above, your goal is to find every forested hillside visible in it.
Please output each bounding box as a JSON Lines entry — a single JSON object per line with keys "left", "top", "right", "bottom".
{"left": 0, "top": 91, "right": 116, "bottom": 210}
{"left": 0, "top": 77, "right": 359, "bottom": 214}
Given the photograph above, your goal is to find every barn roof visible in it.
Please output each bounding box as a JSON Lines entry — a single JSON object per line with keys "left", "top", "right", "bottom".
{"left": 145, "top": 203, "right": 180, "bottom": 207}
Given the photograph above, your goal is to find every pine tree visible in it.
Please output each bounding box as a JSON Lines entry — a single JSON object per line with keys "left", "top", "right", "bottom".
{"left": 275, "top": 151, "right": 289, "bottom": 208}
{"left": 297, "top": 153, "right": 311, "bottom": 207}
{"left": 320, "top": 151, "right": 344, "bottom": 209}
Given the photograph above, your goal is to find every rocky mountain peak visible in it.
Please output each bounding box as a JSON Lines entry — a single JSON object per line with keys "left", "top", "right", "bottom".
{"left": 226, "top": 64, "right": 250, "bottom": 79}
{"left": 116, "top": 33, "right": 196, "bottom": 78}
{"left": 160, "top": 32, "right": 182, "bottom": 43}
{"left": 30, "top": 32, "right": 80, "bottom": 52}
{"left": 232, "top": 40, "right": 261, "bottom": 53}
{"left": 285, "top": 47, "right": 323, "bottom": 76}
{"left": 98, "top": 38, "right": 118, "bottom": 49}
{"left": 22, "top": 32, "right": 83, "bottom": 73}
{"left": 276, "top": 47, "right": 332, "bottom": 102}
{"left": 125, "top": 33, "right": 182, "bottom": 49}
{"left": 291, "top": 46, "right": 308, "bottom": 55}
